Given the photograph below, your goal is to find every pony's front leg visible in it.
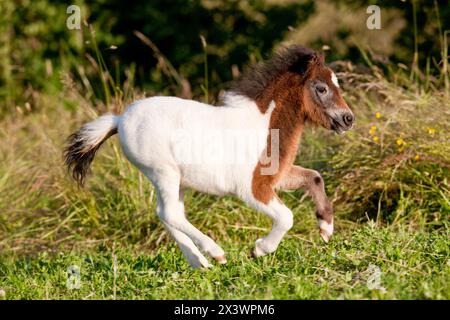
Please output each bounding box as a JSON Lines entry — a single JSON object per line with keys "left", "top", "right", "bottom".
{"left": 246, "top": 187, "right": 294, "bottom": 257}
{"left": 276, "top": 165, "right": 334, "bottom": 242}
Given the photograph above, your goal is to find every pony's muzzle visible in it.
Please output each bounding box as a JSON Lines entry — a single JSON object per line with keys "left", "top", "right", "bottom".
{"left": 328, "top": 109, "right": 355, "bottom": 134}
{"left": 318, "top": 218, "right": 333, "bottom": 243}
{"left": 341, "top": 112, "right": 354, "bottom": 128}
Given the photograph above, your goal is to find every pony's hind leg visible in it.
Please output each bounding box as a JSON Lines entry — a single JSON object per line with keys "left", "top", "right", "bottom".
{"left": 161, "top": 221, "right": 212, "bottom": 268}
{"left": 153, "top": 182, "right": 211, "bottom": 268}
{"left": 176, "top": 188, "right": 227, "bottom": 264}
{"left": 148, "top": 169, "right": 226, "bottom": 266}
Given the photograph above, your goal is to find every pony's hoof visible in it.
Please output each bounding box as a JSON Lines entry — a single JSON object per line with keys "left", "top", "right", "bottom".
{"left": 319, "top": 229, "right": 331, "bottom": 243}
{"left": 214, "top": 255, "right": 227, "bottom": 264}
{"left": 251, "top": 239, "right": 266, "bottom": 258}
{"left": 318, "top": 219, "right": 333, "bottom": 243}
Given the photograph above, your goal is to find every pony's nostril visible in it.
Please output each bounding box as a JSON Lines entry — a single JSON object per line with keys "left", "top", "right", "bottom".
{"left": 342, "top": 113, "right": 354, "bottom": 127}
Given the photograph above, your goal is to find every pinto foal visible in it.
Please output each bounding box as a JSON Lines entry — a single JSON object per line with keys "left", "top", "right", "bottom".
{"left": 64, "top": 45, "right": 354, "bottom": 268}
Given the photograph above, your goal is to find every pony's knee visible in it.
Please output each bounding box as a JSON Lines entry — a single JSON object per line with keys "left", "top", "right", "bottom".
{"left": 308, "top": 170, "right": 323, "bottom": 187}
{"left": 278, "top": 211, "right": 293, "bottom": 231}
{"left": 261, "top": 197, "right": 294, "bottom": 231}
{"left": 271, "top": 201, "right": 293, "bottom": 231}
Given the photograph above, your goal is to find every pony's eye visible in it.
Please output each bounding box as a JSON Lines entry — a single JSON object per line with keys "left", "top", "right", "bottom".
{"left": 316, "top": 85, "right": 327, "bottom": 95}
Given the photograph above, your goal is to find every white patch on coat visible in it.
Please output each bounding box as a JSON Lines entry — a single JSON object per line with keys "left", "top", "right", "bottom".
{"left": 331, "top": 72, "right": 339, "bottom": 88}
{"left": 118, "top": 93, "right": 275, "bottom": 198}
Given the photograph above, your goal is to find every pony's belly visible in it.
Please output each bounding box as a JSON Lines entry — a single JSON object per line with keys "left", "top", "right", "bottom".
{"left": 179, "top": 164, "right": 253, "bottom": 196}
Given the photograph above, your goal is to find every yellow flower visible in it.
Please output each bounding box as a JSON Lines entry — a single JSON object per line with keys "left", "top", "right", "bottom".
{"left": 375, "top": 112, "right": 381, "bottom": 119}
{"left": 414, "top": 154, "right": 420, "bottom": 161}
{"left": 396, "top": 138, "right": 405, "bottom": 146}
{"left": 369, "top": 125, "right": 377, "bottom": 136}
{"left": 373, "top": 136, "right": 379, "bottom": 142}
{"left": 427, "top": 127, "right": 436, "bottom": 135}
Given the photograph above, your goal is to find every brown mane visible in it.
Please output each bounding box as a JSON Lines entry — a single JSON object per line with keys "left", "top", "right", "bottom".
{"left": 229, "top": 45, "right": 317, "bottom": 103}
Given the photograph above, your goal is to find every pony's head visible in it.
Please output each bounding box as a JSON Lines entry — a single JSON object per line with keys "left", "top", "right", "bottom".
{"left": 299, "top": 52, "right": 354, "bottom": 134}
{"left": 230, "top": 45, "right": 354, "bottom": 133}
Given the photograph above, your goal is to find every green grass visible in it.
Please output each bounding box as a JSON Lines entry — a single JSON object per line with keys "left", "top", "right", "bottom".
{"left": 1, "top": 225, "right": 448, "bottom": 299}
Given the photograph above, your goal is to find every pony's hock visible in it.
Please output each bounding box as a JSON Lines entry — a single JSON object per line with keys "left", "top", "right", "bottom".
{"left": 64, "top": 45, "right": 354, "bottom": 268}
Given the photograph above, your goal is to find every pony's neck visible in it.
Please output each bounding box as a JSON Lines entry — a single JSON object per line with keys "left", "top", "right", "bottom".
{"left": 250, "top": 73, "right": 307, "bottom": 190}
{"left": 224, "top": 73, "right": 306, "bottom": 142}
{"left": 269, "top": 74, "right": 305, "bottom": 169}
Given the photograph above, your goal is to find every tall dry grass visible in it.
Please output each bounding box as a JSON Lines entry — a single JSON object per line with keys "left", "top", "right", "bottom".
{"left": 325, "top": 68, "right": 449, "bottom": 228}
{"left": 0, "top": 21, "right": 449, "bottom": 255}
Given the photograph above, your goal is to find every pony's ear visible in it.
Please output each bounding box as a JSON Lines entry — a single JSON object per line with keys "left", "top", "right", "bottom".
{"left": 288, "top": 52, "right": 316, "bottom": 75}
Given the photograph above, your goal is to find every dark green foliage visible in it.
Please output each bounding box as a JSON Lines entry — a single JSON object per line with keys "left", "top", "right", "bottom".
{"left": 1, "top": 0, "right": 449, "bottom": 112}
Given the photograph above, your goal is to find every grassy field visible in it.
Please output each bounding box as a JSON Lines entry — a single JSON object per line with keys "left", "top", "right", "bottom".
{"left": 1, "top": 225, "right": 449, "bottom": 299}
{"left": 0, "top": 64, "right": 449, "bottom": 299}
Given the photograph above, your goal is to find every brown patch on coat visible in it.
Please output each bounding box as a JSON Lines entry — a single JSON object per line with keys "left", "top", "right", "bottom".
{"left": 251, "top": 72, "right": 306, "bottom": 204}
{"left": 252, "top": 75, "right": 303, "bottom": 204}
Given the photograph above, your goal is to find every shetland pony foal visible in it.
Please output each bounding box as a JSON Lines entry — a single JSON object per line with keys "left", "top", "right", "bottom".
{"left": 64, "top": 45, "right": 354, "bottom": 268}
